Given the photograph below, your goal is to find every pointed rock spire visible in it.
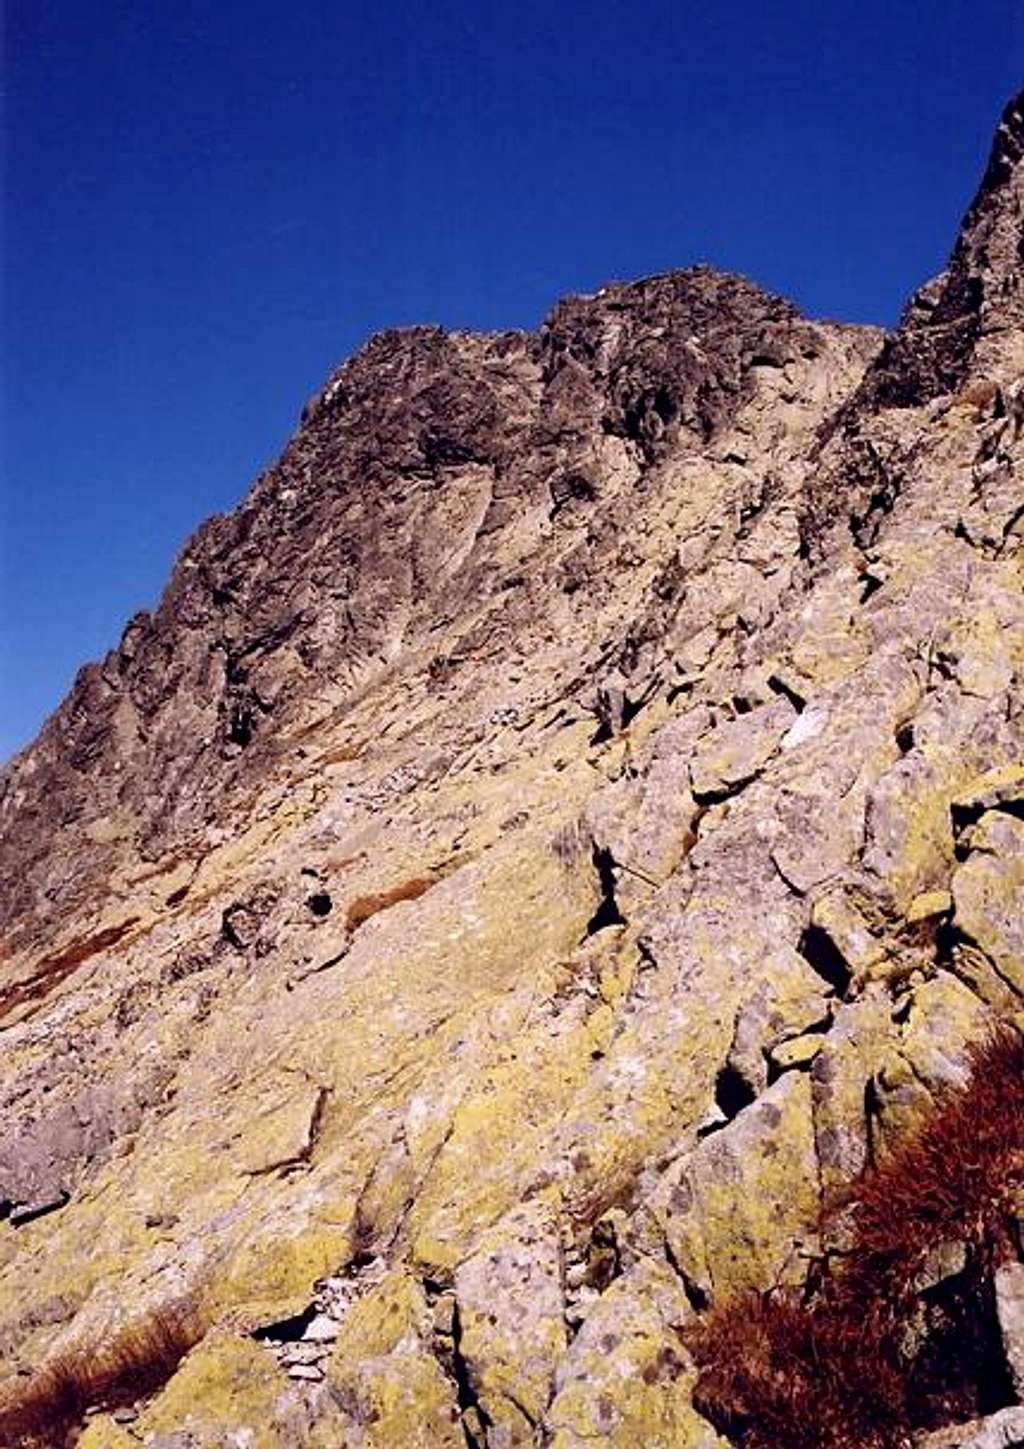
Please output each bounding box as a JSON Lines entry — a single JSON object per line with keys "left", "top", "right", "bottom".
{"left": 856, "top": 89, "right": 1024, "bottom": 410}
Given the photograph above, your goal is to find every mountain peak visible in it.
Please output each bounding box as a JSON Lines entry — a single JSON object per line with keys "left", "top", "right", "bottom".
{"left": 854, "top": 87, "right": 1024, "bottom": 411}
{"left": 2, "top": 93, "right": 1023, "bottom": 1449}
{"left": 972, "top": 85, "right": 1024, "bottom": 210}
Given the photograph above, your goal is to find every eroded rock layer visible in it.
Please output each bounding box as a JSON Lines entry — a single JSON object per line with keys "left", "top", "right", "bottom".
{"left": 1, "top": 90, "right": 1022, "bottom": 1448}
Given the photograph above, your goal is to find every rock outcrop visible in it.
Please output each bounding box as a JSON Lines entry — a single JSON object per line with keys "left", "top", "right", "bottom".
{"left": 1, "top": 90, "right": 1022, "bottom": 1448}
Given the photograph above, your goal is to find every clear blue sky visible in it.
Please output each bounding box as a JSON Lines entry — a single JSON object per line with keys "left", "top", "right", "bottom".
{"left": 2, "top": 2, "right": 1021, "bottom": 761}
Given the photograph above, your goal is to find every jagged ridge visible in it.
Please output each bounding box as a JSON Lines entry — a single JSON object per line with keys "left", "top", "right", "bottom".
{"left": 0, "top": 89, "right": 1022, "bottom": 1449}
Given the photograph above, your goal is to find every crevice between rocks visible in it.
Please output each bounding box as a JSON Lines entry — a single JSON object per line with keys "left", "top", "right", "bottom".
{"left": 251, "top": 1304, "right": 319, "bottom": 1344}
{"left": 5, "top": 1191, "right": 71, "bottom": 1229}
{"left": 690, "top": 768, "right": 763, "bottom": 808}
{"left": 712, "top": 1062, "right": 757, "bottom": 1122}
{"left": 584, "top": 847, "right": 626, "bottom": 936}
{"left": 664, "top": 1235, "right": 711, "bottom": 1314}
{"left": 797, "top": 922, "right": 854, "bottom": 997}
{"left": 936, "top": 917, "right": 1024, "bottom": 1004}
{"left": 767, "top": 673, "right": 807, "bottom": 713}
{"left": 449, "top": 1300, "right": 493, "bottom": 1449}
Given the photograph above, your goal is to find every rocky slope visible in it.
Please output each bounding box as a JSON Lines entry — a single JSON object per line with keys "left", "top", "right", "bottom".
{"left": 0, "top": 91, "right": 1021, "bottom": 1448}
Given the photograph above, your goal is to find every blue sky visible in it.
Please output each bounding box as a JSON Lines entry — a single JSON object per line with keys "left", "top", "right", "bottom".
{"left": 2, "top": 1, "right": 1021, "bottom": 761}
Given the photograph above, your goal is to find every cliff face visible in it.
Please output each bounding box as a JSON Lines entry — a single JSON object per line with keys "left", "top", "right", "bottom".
{"left": 0, "top": 271, "right": 865, "bottom": 951}
{"left": 0, "top": 94, "right": 1022, "bottom": 1449}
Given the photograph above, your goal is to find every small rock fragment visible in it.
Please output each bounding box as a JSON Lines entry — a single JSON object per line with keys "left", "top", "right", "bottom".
{"left": 769, "top": 1033, "right": 823, "bottom": 1072}
{"left": 301, "top": 1312, "right": 339, "bottom": 1343}
{"left": 287, "top": 1363, "right": 324, "bottom": 1381}
{"left": 906, "top": 890, "right": 953, "bottom": 924}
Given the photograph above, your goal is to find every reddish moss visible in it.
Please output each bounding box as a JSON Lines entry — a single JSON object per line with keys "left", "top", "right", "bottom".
{"left": 688, "top": 1025, "right": 1024, "bottom": 1449}
{"left": 125, "top": 854, "right": 193, "bottom": 889}
{"left": 345, "top": 875, "right": 436, "bottom": 930}
{"left": 0, "top": 1300, "right": 203, "bottom": 1448}
{"left": 0, "top": 918, "right": 141, "bottom": 1024}
{"left": 318, "top": 741, "right": 364, "bottom": 766}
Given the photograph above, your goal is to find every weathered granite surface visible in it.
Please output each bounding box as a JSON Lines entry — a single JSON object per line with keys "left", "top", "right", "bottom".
{"left": 1, "top": 90, "right": 1022, "bottom": 1448}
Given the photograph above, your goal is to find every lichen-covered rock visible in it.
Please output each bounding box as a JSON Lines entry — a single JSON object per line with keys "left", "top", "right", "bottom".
{"left": 1, "top": 88, "right": 1023, "bottom": 1449}
{"left": 916, "top": 1406, "right": 1024, "bottom": 1449}
{"left": 453, "top": 1198, "right": 566, "bottom": 1445}
{"left": 78, "top": 1420, "right": 139, "bottom": 1449}
{"left": 810, "top": 990, "right": 895, "bottom": 1204}
{"left": 323, "top": 1271, "right": 463, "bottom": 1447}
{"left": 809, "top": 888, "right": 887, "bottom": 985}
{"left": 952, "top": 809, "right": 1024, "bottom": 996}
{"left": 122, "top": 1334, "right": 298, "bottom": 1448}
{"left": 995, "top": 1260, "right": 1024, "bottom": 1400}
{"left": 871, "top": 972, "right": 992, "bottom": 1151}
{"left": 654, "top": 1071, "right": 820, "bottom": 1301}
{"left": 689, "top": 698, "right": 795, "bottom": 802}
{"left": 724, "top": 945, "right": 830, "bottom": 1097}
{"left": 585, "top": 748, "right": 702, "bottom": 885}
{"left": 544, "top": 1261, "right": 727, "bottom": 1449}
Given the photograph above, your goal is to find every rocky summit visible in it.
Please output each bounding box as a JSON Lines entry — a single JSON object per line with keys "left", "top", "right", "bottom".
{"left": 1, "top": 91, "right": 1023, "bottom": 1449}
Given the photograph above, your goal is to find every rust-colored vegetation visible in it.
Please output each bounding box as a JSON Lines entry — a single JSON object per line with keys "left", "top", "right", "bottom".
{"left": 688, "top": 1025, "right": 1024, "bottom": 1449}
{"left": 125, "top": 853, "right": 193, "bottom": 889}
{"left": 325, "top": 850, "right": 365, "bottom": 874}
{"left": 317, "top": 740, "right": 364, "bottom": 766}
{"left": 955, "top": 379, "right": 1001, "bottom": 415}
{"left": 0, "top": 918, "right": 140, "bottom": 1025}
{"left": 0, "top": 1299, "right": 203, "bottom": 1448}
{"left": 345, "top": 875, "right": 436, "bottom": 931}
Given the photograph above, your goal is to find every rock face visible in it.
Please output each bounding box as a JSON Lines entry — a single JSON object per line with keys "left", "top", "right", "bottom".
{"left": 0, "top": 91, "right": 1022, "bottom": 1447}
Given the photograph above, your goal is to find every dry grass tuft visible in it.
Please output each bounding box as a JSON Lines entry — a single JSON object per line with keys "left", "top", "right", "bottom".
{"left": 688, "top": 1025, "right": 1024, "bottom": 1449}
{"left": 0, "top": 1299, "right": 203, "bottom": 1448}
{"left": 345, "top": 875, "right": 436, "bottom": 931}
